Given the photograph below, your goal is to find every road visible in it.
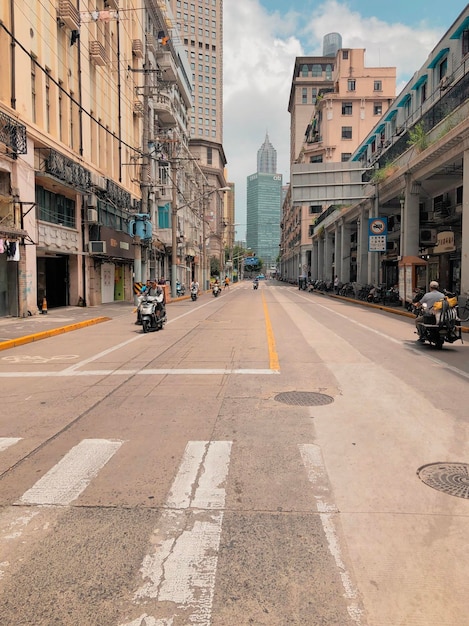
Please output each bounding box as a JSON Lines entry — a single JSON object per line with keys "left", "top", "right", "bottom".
{"left": 0, "top": 281, "right": 468, "bottom": 626}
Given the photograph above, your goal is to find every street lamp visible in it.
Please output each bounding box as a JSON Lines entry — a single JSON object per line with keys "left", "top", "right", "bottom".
{"left": 171, "top": 186, "right": 229, "bottom": 298}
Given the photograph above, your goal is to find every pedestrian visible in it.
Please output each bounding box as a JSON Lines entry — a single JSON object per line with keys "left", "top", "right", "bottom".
{"left": 224, "top": 276, "right": 230, "bottom": 290}
{"left": 334, "top": 275, "right": 339, "bottom": 294}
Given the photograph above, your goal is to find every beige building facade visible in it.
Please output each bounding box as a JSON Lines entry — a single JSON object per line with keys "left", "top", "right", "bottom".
{"left": 281, "top": 41, "right": 396, "bottom": 282}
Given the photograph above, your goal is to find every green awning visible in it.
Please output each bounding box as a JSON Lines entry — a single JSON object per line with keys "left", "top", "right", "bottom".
{"left": 412, "top": 75, "right": 428, "bottom": 90}
{"left": 450, "top": 16, "right": 469, "bottom": 39}
{"left": 427, "top": 48, "right": 449, "bottom": 69}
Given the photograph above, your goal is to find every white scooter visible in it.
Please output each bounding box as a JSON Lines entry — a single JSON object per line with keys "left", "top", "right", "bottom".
{"left": 138, "top": 290, "right": 166, "bottom": 333}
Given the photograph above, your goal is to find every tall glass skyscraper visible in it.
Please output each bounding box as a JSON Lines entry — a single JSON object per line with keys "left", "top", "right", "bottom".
{"left": 247, "top": 135, "right": 282, "bottom": 270}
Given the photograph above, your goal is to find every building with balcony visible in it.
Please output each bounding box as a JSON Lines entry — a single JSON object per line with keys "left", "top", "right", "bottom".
{"left": 306, "top": 5, "right": 469, "bottom": 302}
{"left": 280, "top": 35, "right": 396, "bottom": 282}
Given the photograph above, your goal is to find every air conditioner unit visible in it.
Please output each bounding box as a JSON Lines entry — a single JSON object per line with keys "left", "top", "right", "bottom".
{"left": 419, "top": 228, "right": 438, "bottom": 246}
{"left": 87, "top": 208, "right": 98, "bottom": 223}
{"left": 88, "top": 241, "right": 107, "bottom": 254}
{"left": 90, "top": 172, "right": 107, "bottom": 191}
{"left": 132, "top": 39, "right": 144, "bottom": 59}
{"left": 87, "top": 194, "right": 98, "bottom": 208}
{"left": 154, "top": 189, "right": 161, "bottom": 199}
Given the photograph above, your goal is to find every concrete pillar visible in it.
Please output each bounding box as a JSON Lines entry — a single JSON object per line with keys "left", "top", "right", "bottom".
{"left": 357, "top": 207, "right": 368, "bottom": 285}
{"left": 461, "top": 150, "right": 469, "bottom": 295}
{"left": 324, "top": 231, "right": 333, "bottom": 282}
{"left": 340, "top": 220, "right": 351, "bottom": 283}
{"left": 317, "top": 236, "right": 324, "bottom": 280}
{"left": 334, "top": 222, "right": 341, "bottom": 280}
{"left": 311, "top": 239, "right": 319, "bottom": 280}
{"left": 402, "top": 175, "right": 420, "bottom": 257}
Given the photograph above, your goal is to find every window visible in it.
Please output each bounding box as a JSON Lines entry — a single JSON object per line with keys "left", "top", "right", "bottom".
{"left": 31, "top": 57, "right": 37, "bottom": 124}
{"left": 463, "top": 29, "right": 469, "bottom": 56}
{"left": 342, "top": 102, "right": 352, "bottom": 115}
{"left": 36, "top": 186, "right": 76, "bottom": 229}
{"left": 309, "top": 205, "right": 322, "bottom": 214}
{"left": 342, "top": 50, "right": 349, "bottom": 60}
{"left": 342, "top": 126, "right": 352, "bottom": 139}
{"left": 439, "top": 56, "right": 448, "bottom": 81}
{"left": 374, "top": 80, "right": 382, "bottom": 91}
{"left": 312, "top": 64, "right": 322, "bottom": 77}
{"left": 302, "top": 87, "right": 307, "bottom": 104}
{"left": 309, "top": 155, "right": 323, "bottom": 163}
{"left": 373, "top": 103, "right": 382, "bottom": 115}
{"left": 341, "top": 153, "right": 352, "bottom": 162}
{"left": 158, "top": 203, "right": 170, "bottom": 229}
{"left": 325, "top": 64, "right": 332, "bottom": 80}
{"left": 347, "top": 79, "right": 356, "bottom": 91}
{"left": 301, "top": 64, "right": 308, "bottom": 77}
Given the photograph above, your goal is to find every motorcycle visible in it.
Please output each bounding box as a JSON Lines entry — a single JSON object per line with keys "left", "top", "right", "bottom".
{"left": 139, "top": 291, "right": 166, "bottom": 333}
{"left": 212, "top": 284, "right": 221, "bottom": 297}
{"left": 176, "top": 281, "right": 185, "bottom": 297}
{"left": 190, "top": 285, "right": 198, "bottom": 301}
{"left": 253, "top": 280, "right": 259, "bottom": 290}
{"left": 414, "top": 294, "right": 462, "bottom": 349}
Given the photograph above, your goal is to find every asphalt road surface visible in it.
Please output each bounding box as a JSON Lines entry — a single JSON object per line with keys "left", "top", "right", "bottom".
{"left": 0, "top": 281, "right": 468, "bottom": 625}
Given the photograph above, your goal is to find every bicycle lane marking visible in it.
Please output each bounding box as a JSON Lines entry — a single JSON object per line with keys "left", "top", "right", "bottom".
{"left": 119, "top": 440, "right": 232, "bottom": 626}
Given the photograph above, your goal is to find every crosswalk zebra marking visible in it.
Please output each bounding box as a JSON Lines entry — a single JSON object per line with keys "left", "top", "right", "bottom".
{"left": 120, "top": 440, "right": 232, "bottom": 626}
{"left": 17, "top": 438, "right": 123, "bottom": 506}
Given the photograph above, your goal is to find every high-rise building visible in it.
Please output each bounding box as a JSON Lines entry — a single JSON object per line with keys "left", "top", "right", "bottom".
{"left": 246, "top": 135, "right": 282, "bottom": 270}
{"left": 169, "top": 0, "right": 228, "bottom": 275}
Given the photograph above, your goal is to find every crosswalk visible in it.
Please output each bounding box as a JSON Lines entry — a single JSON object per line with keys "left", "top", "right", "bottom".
{"left": 0, "top": 437, "right": 363, "bottom": 626}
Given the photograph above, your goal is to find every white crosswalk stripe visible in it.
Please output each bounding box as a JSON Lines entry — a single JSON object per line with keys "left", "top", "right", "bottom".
{"left": 120, "top": 440, "right": 232, "bottom": 626}
{"left": 0, "top": 437, "right": 22, "bottom": 452}
{"left": 17, "top": 438, "right": 123, "bottom": 506}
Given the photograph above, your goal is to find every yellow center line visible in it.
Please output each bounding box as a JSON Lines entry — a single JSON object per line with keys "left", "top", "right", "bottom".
{"left": 262, "top": 291, "right": 280, "bottom": 371}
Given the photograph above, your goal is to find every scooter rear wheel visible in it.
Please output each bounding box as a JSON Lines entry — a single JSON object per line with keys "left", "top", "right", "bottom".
{"left": 142, "top": 319, "right": 150, "bottom": 333}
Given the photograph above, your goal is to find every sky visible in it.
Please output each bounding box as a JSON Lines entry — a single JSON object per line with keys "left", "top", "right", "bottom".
{"left": 222, "top": 0, "right": 467, "bottom": 239}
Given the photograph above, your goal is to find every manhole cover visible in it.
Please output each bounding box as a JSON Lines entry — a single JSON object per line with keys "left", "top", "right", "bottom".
{"left": 274, "top": 391, "right": 334, "bottom": 406}
{"left": 417, "top": 462, "right": 469, "bottom": 499}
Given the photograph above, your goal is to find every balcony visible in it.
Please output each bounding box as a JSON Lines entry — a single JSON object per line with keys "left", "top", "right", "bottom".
{"left": 155, "top": 48, "right": 177, "bottom": 83}
{"left": 90, "top": 41, "right": 107, "bottom": 67}
{"left": 132, "top": 39, "right": 144, "bottom": 59}
{"left": 153, "top": 93, "right": 176, "bottom": 126}
{"left": 57, "top": 0, "right": 80, "bottom": 31}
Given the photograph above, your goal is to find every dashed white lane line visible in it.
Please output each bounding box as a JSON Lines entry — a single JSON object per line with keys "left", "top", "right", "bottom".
{"left": 120, "top": 440, "right": 232, "bottom": 626}
{"left": 17, "top": 438, "right": 123, "bottom": 506}
{"left": 299, "top": 444, "right": 365, "bottom": 626}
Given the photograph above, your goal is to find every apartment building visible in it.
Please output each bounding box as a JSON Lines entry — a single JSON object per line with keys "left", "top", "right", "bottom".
{"left": 280, "top": 36, "right": 396, "bottom": 281}
{"left": 308, "top": 5, "right": 469, "bottom": 300}
{"left": 0, "top": 0, "right": 210, "bottom": 316}
{"left": 169, "top": 0, "right": 228, "bottom": 279}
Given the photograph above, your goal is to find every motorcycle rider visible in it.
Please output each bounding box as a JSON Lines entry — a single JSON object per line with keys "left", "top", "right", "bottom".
{"left": 414, "top": 280, "right": 444, "bottom": 339}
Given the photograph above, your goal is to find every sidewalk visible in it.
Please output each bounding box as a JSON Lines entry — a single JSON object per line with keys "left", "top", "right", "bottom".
{"left": 0, "top": 302, "right": 135, "bottom": 351}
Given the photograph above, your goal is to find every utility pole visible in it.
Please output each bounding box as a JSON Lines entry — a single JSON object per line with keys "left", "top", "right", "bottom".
{"left": 170, "top": 147, "right": 179, "bottom": 299}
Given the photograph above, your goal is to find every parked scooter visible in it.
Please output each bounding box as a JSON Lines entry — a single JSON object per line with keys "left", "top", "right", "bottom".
{"left": 176, "top": 281, "right": 185, "bottom": 297}
{"left": 414, "top": 294, "right": 462, "bottom": 349}
{"left": 139, "top": 290, "right": 166, "bottom": 333}
{"left": 190, "top": 284, "right": 198, "bottom": 301}
{"left": 212, "top": 283, "right": 221, "bottom": 297}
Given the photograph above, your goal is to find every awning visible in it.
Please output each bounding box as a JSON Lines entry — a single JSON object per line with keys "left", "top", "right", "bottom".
{"left": 375, "top": 124, "right": 385, "bottom": 135}
{"left": 412, "top": 74, "right": 428, "bottom": 90}
{"left": 427, "top": 47, "right": 449, "bottom": 69}
{"left": 384, "top": 109, "right": 397, "bottom": 121}
{"left": 0, "top": 225, "right": 28, "bottom": 238}
{"left": 450, "top": 16, "right": 469, "bottom": 39}
{"left": 396, "top": 93, "right": 412, "bottom": 107}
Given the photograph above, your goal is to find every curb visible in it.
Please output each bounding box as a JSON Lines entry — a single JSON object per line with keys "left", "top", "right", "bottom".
{"left": 328, "top": 292, "right": 469, "bottom": 333}
{"left": 0, "top": 316, "right": 111, "bottom": 352}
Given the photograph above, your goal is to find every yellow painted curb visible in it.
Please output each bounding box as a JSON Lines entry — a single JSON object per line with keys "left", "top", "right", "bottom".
{"left": 0, "top": 317, "right": 111, "bottom": 352}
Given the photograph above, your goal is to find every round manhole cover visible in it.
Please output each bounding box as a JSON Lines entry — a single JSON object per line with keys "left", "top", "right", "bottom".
{"left": 417, "top": 462, "right": 469, "bottom": 499}
{"left": 274, "top": 391, "right": 334, "bottom": 406}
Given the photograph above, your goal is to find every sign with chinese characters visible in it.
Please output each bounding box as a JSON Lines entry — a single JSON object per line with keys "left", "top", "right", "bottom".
{"left": 368, "top": 217, "right": 388, "bottom": 252}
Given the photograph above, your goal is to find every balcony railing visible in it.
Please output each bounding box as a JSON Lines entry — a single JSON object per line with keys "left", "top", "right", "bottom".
{"left": 0, "top": 110, "right": 27, "bottom": 155}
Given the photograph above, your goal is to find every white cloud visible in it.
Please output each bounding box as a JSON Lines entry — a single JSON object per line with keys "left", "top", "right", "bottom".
{"left": 223, "top": 0, "right": 445, "bottom": 234}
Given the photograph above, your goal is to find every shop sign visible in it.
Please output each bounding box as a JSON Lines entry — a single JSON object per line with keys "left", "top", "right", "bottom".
{"left": 432, "top": 231, "right": 455, "bottom": 254}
